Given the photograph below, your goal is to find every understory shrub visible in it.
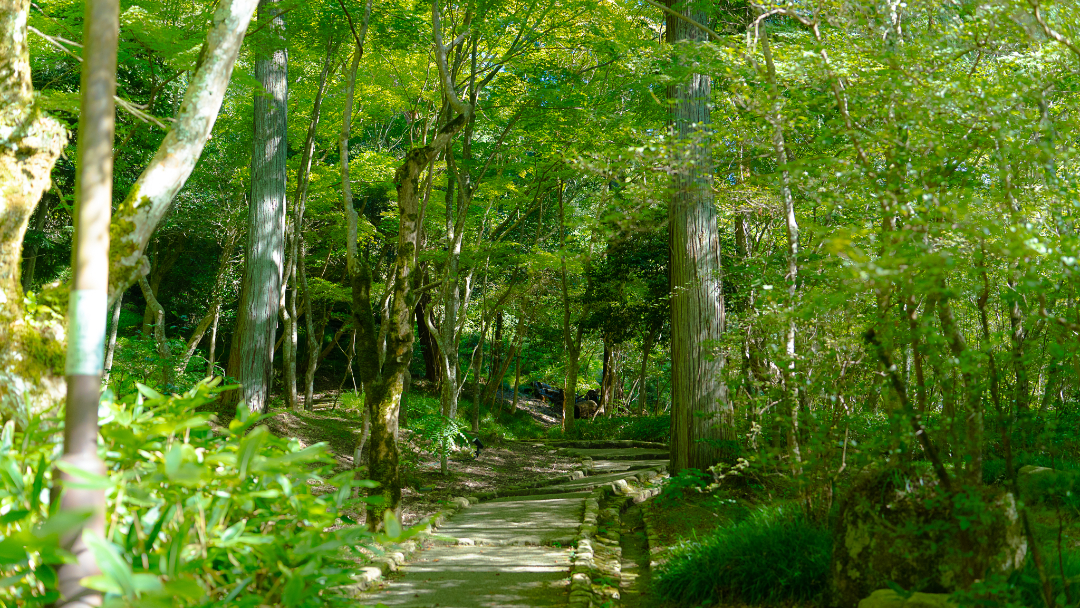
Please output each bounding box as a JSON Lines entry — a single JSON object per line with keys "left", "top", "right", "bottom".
{"left": 653, "top": 505, "right": 831, "bottom": 606}
{"left": 0, "top": 378, "right": 410, "bottom": 607}
{"left": 548, "top": 414, "right": 670, "bottom": 442}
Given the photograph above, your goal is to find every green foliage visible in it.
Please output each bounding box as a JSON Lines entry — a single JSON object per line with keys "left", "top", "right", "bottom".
{"left": 106, "top": 336, "right": 206, "bottom": 398}
{"left": 653, "top": 505, "right": 832, "bottom": 606}
{"left": 0, "top": 379, "right": 410, "bottom": 607}
{"left": 406, "top": 394, "right": 470, "bottom": 459}
{"left": 547, "top": 414, "right": 670, "bottom": 442}
{"left": 654, "top": 468, "right": 712, "bottom": 509}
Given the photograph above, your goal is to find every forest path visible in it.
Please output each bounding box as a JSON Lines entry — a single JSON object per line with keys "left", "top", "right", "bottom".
{"left": 356, "top": 445, "right": 668, "bottom": 608}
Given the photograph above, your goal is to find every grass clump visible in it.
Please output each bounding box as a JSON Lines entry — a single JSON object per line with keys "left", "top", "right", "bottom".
{"left": 653, "top": 504, "right": 831, "bottom": 606}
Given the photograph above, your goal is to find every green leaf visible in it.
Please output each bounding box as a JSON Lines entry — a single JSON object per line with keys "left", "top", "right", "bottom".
{"left": 83, "top": 529, "right": 137, "bottom": 597}
{"left": 136, "top": 384, "right": 165, "bottom": 401}
{"left": 237, "top": 426, "right": 268, "bottom": 478}
{"left": 0, "top": 420, "right": 13, "bottom": 452}
{"left": 383, "top": 510, "right": 402, "bottom": 539}
{"left": 0, "top": 509, "right": 30, "bottom": 524}
{"left": 0, "top": 537, "right": 28, "bottom": 563}
{"left": 29, "top": 454, "right": 47, "bottom": 513}
{"left": 54, "top": 460, "right": 113, "bottom": 490}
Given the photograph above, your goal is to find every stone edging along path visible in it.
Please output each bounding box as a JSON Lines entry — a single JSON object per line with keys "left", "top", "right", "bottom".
{"left": 352, "top": 443, "right": 669, "bottom": 607}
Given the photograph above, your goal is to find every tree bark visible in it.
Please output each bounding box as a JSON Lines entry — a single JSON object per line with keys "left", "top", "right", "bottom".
{"left": 19, "top": 194, "right": 50, "bottom": 292}
{"left": 512, "top": 339, "right": 522, "bottom": 413}
{"left": 56, "top": 0, "right": 118, "bottom": 600}
{"left": 666, "top": 0, "right": 732, "bottom": 474}
{"left": 102, "top": 292, "right": 123, "bottom": 384}
{"left": 0, "top": 0, "right": 69, "bottom": 426}
{"left": 138, "top": 275, "right": 171, "bottom": 385}
{"left": 207, "top": 306, "right": 220, "bottom": 376}
{"left": 107, "top": 0, "right": 261, "bottom": 304}
{"left": 415, "top": 290, "right": 441, "bottom": 383}
{"left": 224, "top": 0, "right": 287, "bottom": 415}
{"left": 141, "top": 235, "right": 186, "bottom": 335}
{"left": 300, "top": 238, "right": 318, "bottom": 408}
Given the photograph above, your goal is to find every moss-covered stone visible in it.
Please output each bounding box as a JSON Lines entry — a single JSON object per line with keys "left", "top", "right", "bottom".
{"left": 831, "top": 468, "right": 1026, "bottom": 607}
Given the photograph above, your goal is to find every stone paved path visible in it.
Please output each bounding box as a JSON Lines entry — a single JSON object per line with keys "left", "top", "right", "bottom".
{"left": 356, "top": 444, "right": 668, "bottom": 608}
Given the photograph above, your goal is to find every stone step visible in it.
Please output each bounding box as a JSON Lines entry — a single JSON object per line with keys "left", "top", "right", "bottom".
{"left": 558, "top": 447, "right": 670, "bottom": 461}
{"left": 362, "top": 545, "right": 573, "bottom": 607}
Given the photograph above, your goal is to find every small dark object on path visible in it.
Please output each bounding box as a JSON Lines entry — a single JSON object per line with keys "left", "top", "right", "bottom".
{"left": 472, "top": 436, "right": 484, "bottom": 458}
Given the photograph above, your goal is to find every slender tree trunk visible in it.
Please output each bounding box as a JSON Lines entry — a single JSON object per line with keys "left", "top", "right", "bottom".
{"left": 512, "top": 340, "right": 522, "bottom": 413}
{"left": 416, "top": 290, "right": 441, "bottom": 384}
{"left": 138, "top": 275, "right": 171, "bottom": 385}
{"left": 762, "top": 25, "right": 803, "bottom": 477}
{"left": 102, "top": 293, "right": 123, "bottom": 384}
{"left": 557, "top": 180, "right": 579, "bottom": 432}
{"left": 55, "top": 0, "right": 117, "bottom": 602}
{"left": 20, "top": 194, "right": 50, "bottom": 292}
{"left": 207, "top": 307, "right": 220, "bottom": 376}
{"left": 224, "top": 0, "right": 288, "bottom": 415}
{"left": 638, "top": 323, "right": 656, "bottom": 415}
{"left": 301, "top": 239, "right": 318, "bottom": 408}
{"left": 282, "top": 270, "right": 298, "bottom": 408}
{"left": 282, "top": 37, "right": 335, "bottom": 411}
{"left": 666, "top": 0, "right": 732, "bottom": 474}
{"left": 472, "top": 325, "right": 486, "bottom": 434}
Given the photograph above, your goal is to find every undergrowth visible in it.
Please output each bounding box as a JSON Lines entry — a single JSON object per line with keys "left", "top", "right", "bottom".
{"left": 653, "top": 504, "right": 831, "bottom": 606}
{"left": 546, "top": 414, "right": 670, "bottom": 442}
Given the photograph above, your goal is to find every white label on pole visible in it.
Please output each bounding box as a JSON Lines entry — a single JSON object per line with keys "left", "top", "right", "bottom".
{"left": 65, "top": 290, "right": 108, "bottom": 376}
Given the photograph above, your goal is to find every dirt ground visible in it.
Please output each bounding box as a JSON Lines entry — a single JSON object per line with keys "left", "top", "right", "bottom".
{"left": 263, "top": 390, "right": 579, "bottom": 526}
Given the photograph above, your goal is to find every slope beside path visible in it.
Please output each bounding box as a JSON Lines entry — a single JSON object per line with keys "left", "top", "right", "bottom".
{"left": 355, "top": 443, "right": 668, "bottom": 608}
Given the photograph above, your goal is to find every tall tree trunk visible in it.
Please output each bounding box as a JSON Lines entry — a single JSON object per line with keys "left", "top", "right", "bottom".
{"left": 666, "top": 0, "right": 732, "bottom": 474}
{"left": 359, "top": 115, "right": 465, "bottom": 525}
{"left": 55, "top": 0, "right": 117, "bottom": 602}
{"left": 282, "top": 268, "right": 298, "bottom": 408}
{"left": 340, "top": 0, "right": 466, "bottom": 521}
{"left": 512, "top": 339, "right": 522, "bottom": 413}
{"left": 224, "top": 0, "right": 287, "bottom": 415}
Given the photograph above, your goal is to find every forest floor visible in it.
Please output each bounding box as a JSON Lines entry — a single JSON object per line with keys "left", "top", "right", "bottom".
{"left": 263, "top": 388, "right": 579, "bottom": 526}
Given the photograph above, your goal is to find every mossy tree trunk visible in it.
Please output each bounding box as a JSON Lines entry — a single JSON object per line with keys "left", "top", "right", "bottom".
{"left": 337, "top": 2, "right": 466, "bottom": 522}
{"left": 0, "top": 0, "right": 69, "bottom": 426}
